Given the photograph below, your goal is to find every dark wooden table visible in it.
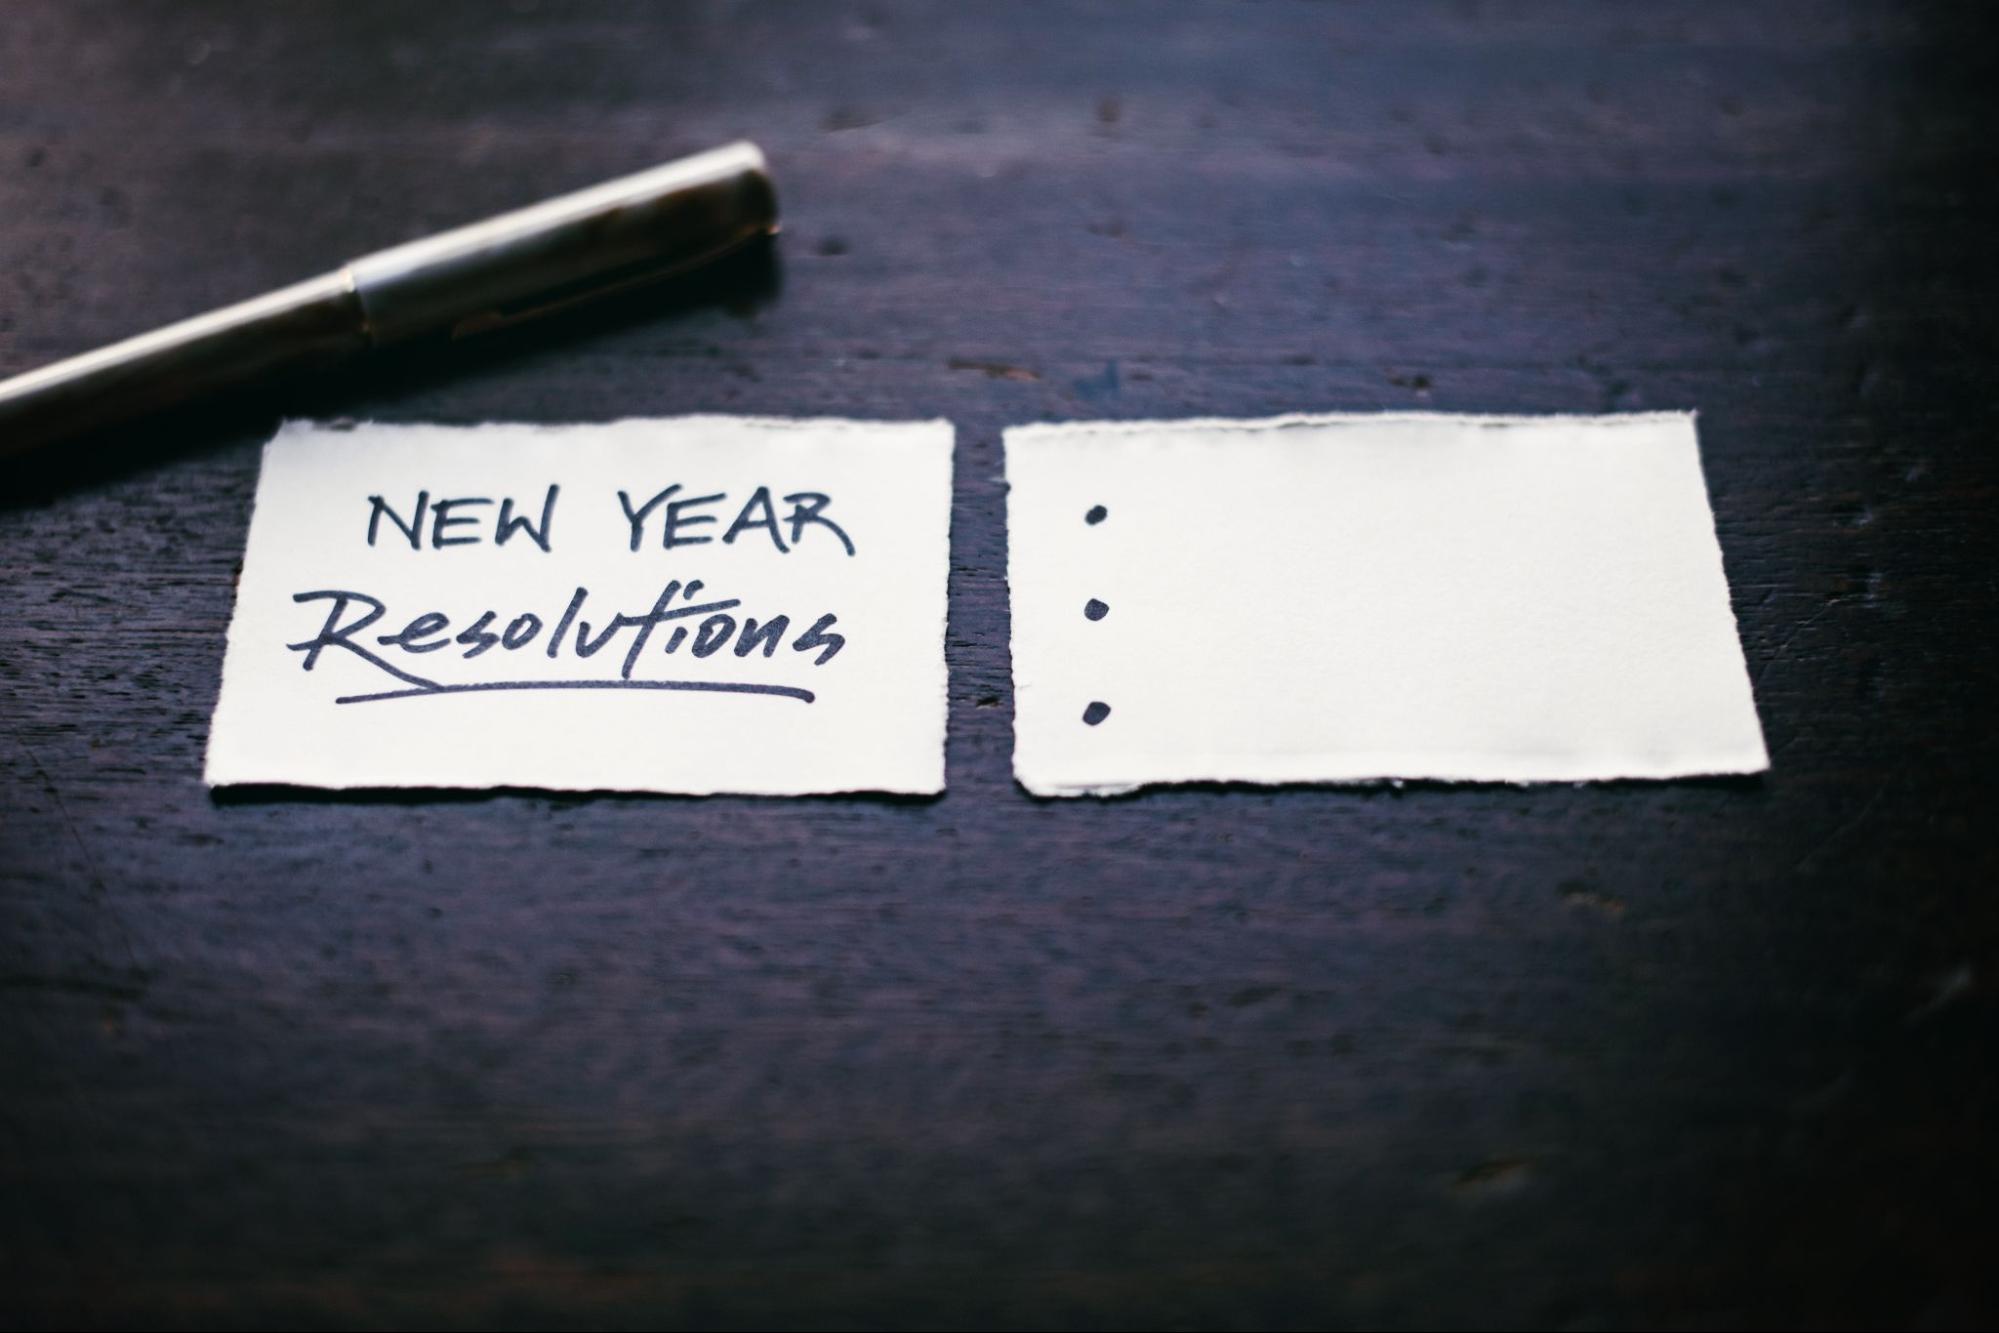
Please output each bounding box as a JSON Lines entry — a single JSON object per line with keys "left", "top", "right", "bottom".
{"left": 3, "top": 3, "right": 1994, "bottom": 1327}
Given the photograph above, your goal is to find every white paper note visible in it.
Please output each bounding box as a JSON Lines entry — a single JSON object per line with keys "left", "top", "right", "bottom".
{"left": 1006, "top": 412, "right": 1768, "bottom": 796}
{"left": 207, "top": 417, "right": 953, "bottom": 794}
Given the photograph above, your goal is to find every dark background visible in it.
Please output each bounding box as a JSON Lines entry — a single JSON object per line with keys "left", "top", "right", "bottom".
{"left": 3, "top": 2, "right": 1995, "bottom": 1328}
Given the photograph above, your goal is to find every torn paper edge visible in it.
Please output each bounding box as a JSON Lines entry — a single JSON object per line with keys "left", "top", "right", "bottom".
{"left": 1003, "top": 409, "right": 1768, "bottom": 797}
{"left": 1005, "top": 408, "right": 1700, "bottom": 444}
{"left": 204, "top": 415, "right": 957, "bottom": 797}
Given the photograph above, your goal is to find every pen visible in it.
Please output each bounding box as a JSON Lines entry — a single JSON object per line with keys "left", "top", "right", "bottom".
{"left": 0, "top": 140, "right": 778, "bottom": 460}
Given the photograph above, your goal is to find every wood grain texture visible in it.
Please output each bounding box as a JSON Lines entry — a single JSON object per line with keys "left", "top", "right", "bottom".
{"left": 2, "top": 2, "right": 1995, "bottom": 1327}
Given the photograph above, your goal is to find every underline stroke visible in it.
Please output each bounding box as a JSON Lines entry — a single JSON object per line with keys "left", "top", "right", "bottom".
{"left": 335, "top": 679, "right": 816, "bottom": 705}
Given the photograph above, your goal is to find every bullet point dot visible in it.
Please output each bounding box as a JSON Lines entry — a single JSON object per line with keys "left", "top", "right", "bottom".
{"left": 1085, "top": 504, "right": 1108, "bottom": 525}
{"left": 1082, "top": 700, "right": 1111, "bottom": 726}
{"left": 1084, "top": 598, "right": 1109, "bottom": 621}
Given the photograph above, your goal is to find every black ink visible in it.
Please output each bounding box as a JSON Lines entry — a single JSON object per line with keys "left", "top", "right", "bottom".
{"left": 337, "top": 679, "right": 814, "bottom": 706}
{"left": 619, "top": 580, "right": 682, "bottom": 680}
{"left": 501, "top": 613, "right": 543, "bottom": 650}
{"left": 735, "top": 615, "right": 790, "bottom": 658}
{"left": 545, "top": 587, "right": 587, "bottom": 658}
{"left": 368, "top": 492, "right": 429, "bottom": 549}
{"left": 722, "top": 486, "right": 789, "bottom": 552}
{"left": 621, "top": 488, "right": 847, "bottom": 554}
{"left": 285, "top": 591, "right": 439, "bottom": 690}
{"left": 455, "top": 611, "right": 500, "bottom": 658}
{"left": 1084, "top": 598, "right": 1109, "bottom": 620}
{"left": 572, "top": 614, "right": 623, "bottom": 658}
{"left": 792, "top": 613, "right": 846, "bottom": 665}
{"left": 377, "top": 611, "right": 452, "bottom": 653}
{"left": 289, "top": 590, "right": 385, "bottom": 670}
{"left": 1085, "top": 504, "right": 1107, "bottom": 525}
{"left": 782, "top": 492, "right": 856, "bottom": 555}
{"left": 1083, "top": 700, "right": 1111, "bottom": 725}
{"left": 430, "top": 497, "right": 492, "bottom": 548}
{"left": 692, "top": 614, "right": 737, "bottom": 657}
{"left": 618, "top": 485, "right": 679, "bottom": 552}
{"left": 663, "top": 491, "right": 725, "bottom": 550}
{"left": 290, "top": 584, "right": 831, "bottom": 708}
{"left": 506, "top": 583, "right": 754, "bottom": 676}
{"left": 496, "top": 485, "right": 558, "bottom": 552}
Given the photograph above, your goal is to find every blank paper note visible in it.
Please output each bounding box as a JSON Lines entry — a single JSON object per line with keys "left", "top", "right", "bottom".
{"left": 1005, "top": 412, "right": 1768, "bottom": 796}
{"left": 206, "top": 417, "right": 953, "bottom": 795}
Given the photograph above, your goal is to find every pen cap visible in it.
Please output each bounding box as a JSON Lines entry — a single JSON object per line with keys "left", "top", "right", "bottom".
{"left": 345, "top": 141, "right": 778, "bottom": 345}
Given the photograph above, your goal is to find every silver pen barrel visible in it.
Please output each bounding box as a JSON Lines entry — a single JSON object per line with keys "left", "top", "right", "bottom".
{"left": 0, "top": 141, "right": 777, "bottom": 459}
